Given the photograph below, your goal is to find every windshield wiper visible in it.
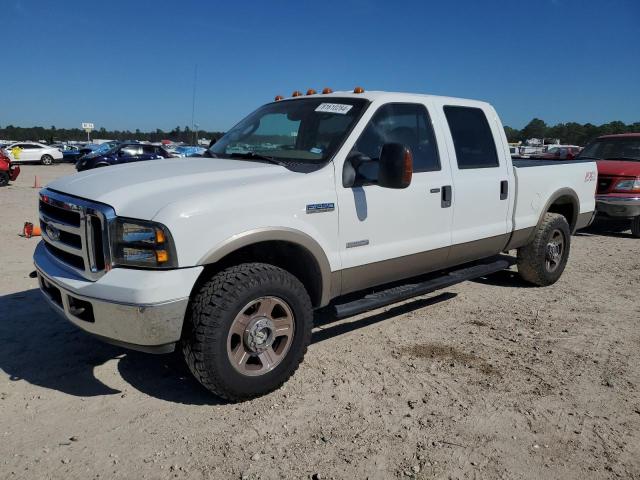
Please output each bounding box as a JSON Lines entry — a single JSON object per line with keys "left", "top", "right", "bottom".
{"left": 227, "top": 152, "right": 285, "bottom": 166}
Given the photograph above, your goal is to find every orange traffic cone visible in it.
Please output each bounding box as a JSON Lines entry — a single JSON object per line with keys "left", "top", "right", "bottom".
{"left": 32, "top": 225, "right": 42, "bottom": 236}
{"left": 32, "top": 176, "right": 41, "bottom": 188}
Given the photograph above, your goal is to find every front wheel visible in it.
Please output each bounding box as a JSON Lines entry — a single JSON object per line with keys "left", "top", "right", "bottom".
{"left": 631, "top": 216, "right": 640, "bottom": 238}
{"left": 517, "top": 213, "right": 571, "bottom": 286}
{"left": 41, "top": 155, "right": 53, "bottom": 165}
{"left": 182, "top": 263, "right": 313, "bottom": 401}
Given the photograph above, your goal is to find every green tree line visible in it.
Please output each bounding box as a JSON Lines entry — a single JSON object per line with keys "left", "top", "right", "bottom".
{"left": 0, "top": 125, "right": 224, "bottom": 144}
{"left": 504, "top": 119, "right": 640, "bottom": 146}
{"left": 3, "top": 119, "right": 639, "bottom": 147}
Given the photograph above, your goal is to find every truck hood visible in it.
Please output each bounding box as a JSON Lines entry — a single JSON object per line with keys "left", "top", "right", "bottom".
{"left": 45, "top": 157, "right": 292, "bottom": 219}
{"left": 596, "top": 159, "right": 640, "bottom": 177}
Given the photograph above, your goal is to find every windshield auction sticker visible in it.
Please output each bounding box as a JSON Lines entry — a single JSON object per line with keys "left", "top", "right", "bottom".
{"left": 315, "top": 103, "right": 353, "bottom": 115}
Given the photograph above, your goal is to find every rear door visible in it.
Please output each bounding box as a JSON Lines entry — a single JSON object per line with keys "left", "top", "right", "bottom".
{"left": 118, "top": 145, "right": 143, "bottom": 163}
{"left": 439, "top": 104, "right": 512, "bottom": 262}
{"left": 336, "top": 101, "right": 454, "bottom": 293}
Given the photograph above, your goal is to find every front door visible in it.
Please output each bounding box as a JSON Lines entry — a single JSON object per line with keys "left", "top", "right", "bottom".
{"left": 336, "top": 101, "right": 453, "bottom": 294}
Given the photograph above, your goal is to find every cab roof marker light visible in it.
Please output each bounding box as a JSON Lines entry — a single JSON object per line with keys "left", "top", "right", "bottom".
{"left": 353, "top": 86, "right": 365, "bottom": 94}
{"left": 274, "top": 95, "right": 284, "bottom": 101}
{"left": 322, "top": 87, "right": 333, "bottom": 94}
{"left": 306, "top": 89, "right": 317, "bottom": 95}
{"left": 291, "top": 90, "right": 302, "bottom": 97}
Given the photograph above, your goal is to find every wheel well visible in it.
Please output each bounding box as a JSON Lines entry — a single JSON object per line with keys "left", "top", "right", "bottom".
{"left": 195, "top": 241, "right": 323, "bottom": 308}
{"left": 547, "top": 195, "right": 577, "bottom": 230}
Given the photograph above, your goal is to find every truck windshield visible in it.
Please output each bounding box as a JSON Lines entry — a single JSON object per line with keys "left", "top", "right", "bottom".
{"left": 578, "top": 138, "right": 640, "bottom": 162}
{"left": 209, "top": 98, "right": 368, "bottom": 163}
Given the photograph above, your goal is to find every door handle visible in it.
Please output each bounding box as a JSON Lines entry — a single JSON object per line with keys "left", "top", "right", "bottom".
{"left": 500, "top": 180, "right": 508, "bottom": 200}
{"left": 441, "top": 185, "right": 452, "bottom": 208}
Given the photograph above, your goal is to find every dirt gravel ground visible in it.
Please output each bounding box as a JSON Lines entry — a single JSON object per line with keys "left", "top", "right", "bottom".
{"left": 1, "top": 164, "right": 639, "bottom": 480}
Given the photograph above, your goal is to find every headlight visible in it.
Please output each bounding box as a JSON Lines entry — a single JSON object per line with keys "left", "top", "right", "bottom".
{"left": 111, "top": 218, "right": 177, "bottom": 268}
{"left": 613, "top": 178, "right": 640, "bottom": 193}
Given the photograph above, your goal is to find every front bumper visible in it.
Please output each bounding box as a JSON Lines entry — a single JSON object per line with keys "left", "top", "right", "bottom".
{"left": 34, "top": 242, "right": 203, "bottom": 353}
{"left": 596, "top": 195, "right": 640, "bottom": 218}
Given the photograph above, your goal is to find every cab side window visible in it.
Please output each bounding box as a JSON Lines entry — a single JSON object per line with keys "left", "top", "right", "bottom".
{"left": 444, "top": 106, "right": 499, "bottom": 169}
{"left": 351, "top": 103, "right": 440, "bottom": 174}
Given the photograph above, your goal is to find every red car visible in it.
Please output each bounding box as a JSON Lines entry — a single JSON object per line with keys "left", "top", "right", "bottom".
{"left": 540, "top": 145, "right": 582, "bottom": 160}
{"left": 577, "top": 133, "right": 640, "bottom": 237}
{"left": 0, "top": 150, "right": 20, "bottom": 187}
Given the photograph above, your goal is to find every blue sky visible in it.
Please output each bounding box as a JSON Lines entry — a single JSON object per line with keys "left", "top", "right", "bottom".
{"left": 1, "top": 0, "right": 638, "bottom": 131}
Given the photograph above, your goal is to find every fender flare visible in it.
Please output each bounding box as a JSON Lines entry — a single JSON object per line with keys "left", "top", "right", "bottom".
{"left": 197, "top": 227, "right": 334, "bottom": 307}
{"left": 534, "top": 187, "right": 580, "bottom": 235}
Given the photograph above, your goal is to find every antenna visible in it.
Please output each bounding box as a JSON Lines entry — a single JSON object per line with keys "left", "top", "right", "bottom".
{"left": 191, "top": 64, "right": 198, "bottom": 144}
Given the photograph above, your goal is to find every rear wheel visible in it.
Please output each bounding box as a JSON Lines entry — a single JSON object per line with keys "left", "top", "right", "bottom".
{"left": 41, "top": 155, "right": 53, "bottom": 165}
{"left": 0, "top": 172, "right": 9, "bottom": 187}
{"left": 631, "top": 216, "right": 640, "bottom": 238}
{"left": 517, "top": 213, "right": 571, "bottom": 286}
{"left": 182, "top": 263, "right": 313, "bottom": 401}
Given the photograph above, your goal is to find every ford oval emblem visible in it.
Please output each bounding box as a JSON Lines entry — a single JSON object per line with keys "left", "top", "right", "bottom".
{"left": 46, "top": 224, "right": 60, "bottom": 241}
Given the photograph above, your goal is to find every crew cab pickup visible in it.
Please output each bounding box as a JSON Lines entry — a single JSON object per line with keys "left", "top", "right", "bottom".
{"left": 34, "top": 89, "right": 597, "bottom": 400}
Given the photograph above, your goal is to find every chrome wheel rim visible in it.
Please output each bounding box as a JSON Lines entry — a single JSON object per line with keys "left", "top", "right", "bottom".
{"left": 545, "top": 229, "right": 565, "bottom": 272}
{"left": 227, "top": 296, "right": 295, "bottom": 376}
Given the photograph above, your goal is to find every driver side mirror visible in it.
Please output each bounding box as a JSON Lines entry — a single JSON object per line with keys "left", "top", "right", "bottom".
{"left": 378, "top": 143, "right": 413, "bottom": 189}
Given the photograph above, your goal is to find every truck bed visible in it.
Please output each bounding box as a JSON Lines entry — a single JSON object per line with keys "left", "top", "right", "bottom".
{"left": 511, "top": 158, "right": 597, "bottom": 233}
{"left": 513, "top": 159, "right": 594, "bottom": 168}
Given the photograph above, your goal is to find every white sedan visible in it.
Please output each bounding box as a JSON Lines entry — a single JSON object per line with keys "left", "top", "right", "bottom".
{"left": 2, "top": 142, "right": 63, "bottom": 165}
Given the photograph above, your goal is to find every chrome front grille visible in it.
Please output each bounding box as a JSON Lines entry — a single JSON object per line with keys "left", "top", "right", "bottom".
{"left": 39, "top": 189, "right": 115, "bottom": 280}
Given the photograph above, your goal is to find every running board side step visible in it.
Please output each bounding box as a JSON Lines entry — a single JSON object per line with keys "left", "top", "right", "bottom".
{"left": 332, "top": 256, "right": 515, "bottom": 319}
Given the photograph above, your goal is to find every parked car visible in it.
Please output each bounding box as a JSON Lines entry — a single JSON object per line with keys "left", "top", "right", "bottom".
{"left": 577, "top": 133, "right": 640, "bottom": 237}
{"left": 539, "top": 145, "right": 582, "bottom": 160}
{"left": 75, "top": 143, "right": 172, "bottom": 171}
{"left": 34, "top": 89, "right": 596, "bottom": 401}
{"left": 51, "top": 143, "right": 85, "bottom": 163}
{"left": 63, "top": 146, "right": 85, "bottom": 163}
{"left": 518, "top": 145, "right": 544, "bottom": 158}
{"left": 1, "top": 142, "right": 63, "bottom": 165}
{"left": 0, "top": 149, "right": 20, "bottom": 186}
{"left": 75, "top": 141, "right": 121, "bottom": 160}
{"left": 171, "top": 145, "right": 207, "bottom": 157}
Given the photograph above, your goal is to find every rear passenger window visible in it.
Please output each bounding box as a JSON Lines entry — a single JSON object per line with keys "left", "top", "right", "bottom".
{"left": 352, "top": 103, "right": 440, "bottom": 172}
{"left": 122, "top": 146, "right": 142, "bottom": 156}
{"left": 444, "top": 106, "right": 499, "bottom": 169}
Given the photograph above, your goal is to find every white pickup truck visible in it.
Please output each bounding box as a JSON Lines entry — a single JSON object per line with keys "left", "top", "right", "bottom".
{"left": 34, "top": 89, "right": 597, "bottom": 400}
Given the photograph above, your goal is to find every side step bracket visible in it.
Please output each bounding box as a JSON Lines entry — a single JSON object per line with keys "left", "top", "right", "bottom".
{"left": 332, "top": 256, "right": 515, "bottom": 319}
